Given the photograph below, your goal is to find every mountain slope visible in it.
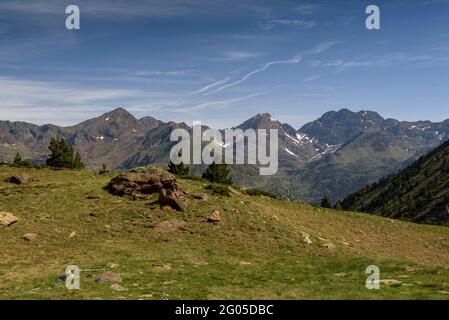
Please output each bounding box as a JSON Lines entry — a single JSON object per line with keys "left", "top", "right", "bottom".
{"left": 2, "top": 166, "right": 449, "bottom": 299}
{"left": 342, "top": 139, "right": 449, "bottom": 225}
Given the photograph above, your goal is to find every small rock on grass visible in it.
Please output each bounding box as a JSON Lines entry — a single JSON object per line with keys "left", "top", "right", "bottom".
{"left": 23, "top": 233, "right": 37, "bottom": 241}
{"left": 380, "top": 279, "right": 402, "bottom": 286}
{"left": 300, "top": 231, "right": 312, "bottom": 245}
{"left": 96, "top": 271, "right": 122, "bottom": 284}
{"left": 208, "top": 211, "right": 221, "bottom": 223}
{"left": 322, "top": 242, "right": 336, "bottom": 249}
{"left": 191, "top": 257, "right": 209, "bottom": 265}
{"left": 155, "top": 219, "right": 186, "bottom": 231}
{"left": 192, "top": 194, "right": 208, "bottom": 201}
{"left": 110, "top": 284, "right": 128, "bottom": 292}
{"left": 0, "top": 212, "right": 18, "bottom": 227}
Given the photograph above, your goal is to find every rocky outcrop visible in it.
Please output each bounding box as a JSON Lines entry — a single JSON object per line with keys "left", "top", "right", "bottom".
{"left": 107, "top": 167, "right": 186, "bottom": 211}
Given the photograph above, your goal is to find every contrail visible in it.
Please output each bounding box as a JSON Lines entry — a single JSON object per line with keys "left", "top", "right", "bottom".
{"left": 175, "top": 91, "right": 268, "bottom": 113}
{"left": 190, "top": 77, "right": 232, "bottom": 95}
{"left": 205, "top": 41, "right": 340, "bottom": 95}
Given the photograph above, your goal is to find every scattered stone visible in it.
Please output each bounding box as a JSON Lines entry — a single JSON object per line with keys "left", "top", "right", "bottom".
{"left": 334, "top": 272, "right": 346, "bottom": 277}
{"left": 107, "top": 263, "right": 120, "bottom": 269}
{"left": 239, "top": 261, "right": 252, "bottom": 266}
{"left": 405, "top": 267, "right": 417, "bottom": 273}
{"left": 155, "top": 219, "right": 186, "bottom": 231}
{"left": 380, "top": 279, "right": 402, "bottom": 286}
{"left": 322, "top": 242, "right": 336, "bottom": 249}
{"left": 208, "top": 210, "right": 221, "bottom": 223}
{"left": 140, "top": 294, "right": 154, "bottom": 299}
{"left": 5, "top": 174, "right": 32, "bottom": 185}
{"left": 192, "top": 194, "right": 208, "bottom": 201}
{"left": 69, "top": 231, "right": 76, "bottom": 238}
{"left": 191, "top": 257, "right": 209, "bottom": 265}
{"left": 110, "top": 284, "right": 128, "bottom": 292}
{"left": 159, "top": 188, "right": 185, "bottom": 212}
{"left": 153, "top": 264, "right": 171, "bottom": 272}
{"left": 0, "top": 212, "right": 18, "bottom": 227}
{"left": 301, "top": 231, "right": 312, "bottom": 245}
{"left": 96, "top": 271, "right": 122, "bottom": 284}
{"left": 23, "top": 233, "right": 37, "bottom": 241}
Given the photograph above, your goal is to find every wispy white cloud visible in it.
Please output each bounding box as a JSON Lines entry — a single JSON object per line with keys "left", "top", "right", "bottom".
{"left": 0, "top": 77, "right": 181, "bottom": 124}
{"left": 292, "top": 4, "right": 323, "bottom": 15}
{"left": 131, "top": 69, "right": 194, "bottom": 77}
{"left": 190, "top": 77, "right": 232, "bottom": 95}
{"left": 201, "top": 41, "right": 340, "bottom": 95}
{"left": 220, "top": 51, "right": 266, "bottom": 61}
{"left": 258, "top": 19, "right": 316, "bottom": 30}
{"left": 174, "top": 91, "right": 267, "bottom": 113}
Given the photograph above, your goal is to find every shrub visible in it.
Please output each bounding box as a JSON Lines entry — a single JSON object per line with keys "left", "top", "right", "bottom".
{"left": 168, "top": 160, "right": 189, "bottom": 176}
{"left": 320, "top": 196, "right": 333, "bottom": 209}
{"left": 12, "top": 152, "right": 33, "bottom": 167}
{"left": 245, "top": 188, "right": 277, "bottom": 199}
{"left": 99, "top": 164, "right": 110, "bottom": 175}
{"left": 204, "top": 184, "right": 231, "bottom": 197}
{"left": 334, "top": 200, "right": 343, "bottom": 210}
{"left": 202, "top": 162, "right": 232, "bottom": 185}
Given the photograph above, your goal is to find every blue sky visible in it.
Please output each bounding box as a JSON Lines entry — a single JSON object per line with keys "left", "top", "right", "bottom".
{"left": 0, "top": 0, "right": 448, "bottom": 129}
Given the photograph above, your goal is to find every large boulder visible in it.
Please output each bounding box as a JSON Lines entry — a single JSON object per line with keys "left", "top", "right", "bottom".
{"left": 107, "top": 167, "right": 186, "bottom": 211}
{"left": 0, "top": 212, "right": 18, "bottom": 227}
{"left": 5, "top": 174, "right": 32, "bottom": 185}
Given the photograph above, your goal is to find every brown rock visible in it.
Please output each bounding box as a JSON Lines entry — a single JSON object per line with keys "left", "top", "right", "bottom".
{"left": 159, "top": 188, "right": 185, "bottom": 212}
{"left": 23, "top": 233, "right": 37, "bottom": 241}
{"left": 0, "top": 212, "right": 18, "bottom": 227}
{"left": 380, "top": 279, "right": 402, "bottom": 286}
{"left": 96, "top": 271, "right": 122, "bottom": 284}
{"left": 106, "top": 167, "right": 185, "bottom": 201}
{"left": 208, "top": 210, "right": 221, "bottom": 223}
{"left": 191, "top": 257, "right": 209, "bottom": 265}
{"left": 192, "top": 194, "right": 208, "bottom": 201}
{"left": 155, "top": 219, "right": 186, "bottom": 231}
{"left": 5, "top": 174, "right": 32, "bottom": 185}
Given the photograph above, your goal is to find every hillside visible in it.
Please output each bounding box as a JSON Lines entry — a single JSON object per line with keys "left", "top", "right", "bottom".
{"left": 1, "top": 166, "right": 449, "bottom": 299}
{"left": 343, "top": 140, "right": 449, "bottom": 226}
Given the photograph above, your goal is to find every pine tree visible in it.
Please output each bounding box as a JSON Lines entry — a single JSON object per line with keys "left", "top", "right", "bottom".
{"left": 202, "top": 162, "right": 232, "bottom": 185}
{"left": 99, "top": 163, "right": 109, "bottom": 175}
{"left": 320, "top": 196, "right": 333, "bottom": 209}
{"left": 13, "top": 152, "right": 23, "bottom": 166}
{"left": 46, "top": 138, "right": 84, "bottom": 169}
{"left": 168, "top": 153, "right": 189, "bottom": 176}
{"left": 334, "top": 200, "right": 343, "bottom": 210}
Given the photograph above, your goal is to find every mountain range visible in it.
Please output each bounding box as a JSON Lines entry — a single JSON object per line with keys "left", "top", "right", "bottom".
{"left": 1, "top": 107, "right": 448, "bottom": 203}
